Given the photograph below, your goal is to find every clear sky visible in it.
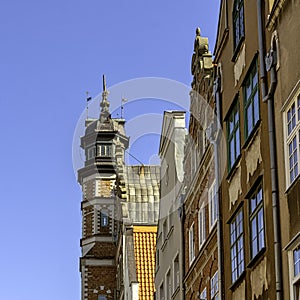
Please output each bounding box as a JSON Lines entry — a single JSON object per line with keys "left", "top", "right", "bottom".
{"left": 0, "top": 1, "right": 220, "bottom": 299}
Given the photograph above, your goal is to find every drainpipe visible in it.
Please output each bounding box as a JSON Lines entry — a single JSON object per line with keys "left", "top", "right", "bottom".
{"left": 264, "top": 48, "right": 283, "bottom": 300}
{"left": 256, "top": 1, "right": 283, "bottom": 299}
{"left": 213, "top": 72, "right": 223, "bottom": 300}
{"left": 179, "top": 193, "right": 186, "bottom": 300}
{"left": 257, "top": 0, "right": 268, "bottom": 98}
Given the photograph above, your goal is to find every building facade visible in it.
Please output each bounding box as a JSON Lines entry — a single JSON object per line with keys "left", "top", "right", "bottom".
{"left": 213, "top": 0, "right": 292, "bottom": 298}
{"left": 155, "top": 111, "right": 186, "bottom": 300}
{"left": 266, "top": 1, "right": 300, "bottom": 299}
{"left": 78, "top": 78, "right": 129, "bottom": 300}
{"left": 182, "top": 30, "right": 220, "bottom": 300}
{"left": 78, "top": 78, "right": 160, "bottom": 300}
{"left": 115, "top": 165, "right": 160, "bottom": 300}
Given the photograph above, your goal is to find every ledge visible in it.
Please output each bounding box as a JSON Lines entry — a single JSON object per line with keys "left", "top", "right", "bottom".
{"left": 242, "top": 121, "right": 261, "bottom": 150}
{"left": 232, "top": 37, "right": 245, "bottom": 62}
{"left": 229, "top": 270, "right": 246, "bottom": 291}
{"left": 247, "top": 247, "right": 266, "bottom": 269}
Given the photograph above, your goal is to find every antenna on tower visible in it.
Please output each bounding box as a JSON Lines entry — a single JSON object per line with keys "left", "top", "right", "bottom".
{"left": 86, "top": 91, "right": 92, "bottom": 120}
{"left": 121, "top": 97, "right": 127, "bottom": 119}
{"left": 103, "top": 74, "right": 107, "bottom": 92}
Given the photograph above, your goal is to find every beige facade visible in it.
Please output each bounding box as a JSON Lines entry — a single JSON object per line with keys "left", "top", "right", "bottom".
{"left": 213, "top": 0, "right": 300, "bottom": 299}
{"left": 267, "top": 1, "right": 300, "bottom": 299}
{"left": 155, "top": 111, "right": 186, "bottom": 300}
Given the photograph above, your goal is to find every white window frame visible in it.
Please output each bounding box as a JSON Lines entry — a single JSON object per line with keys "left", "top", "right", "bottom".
{"left": 288, "top": 244, "right": 300, "bottom": 300}
{"left": 209, "top": 180, "right": 218, "bottom": 229}
{"left": 200, "top": 287, "right": 207, "bottom": 300}
{"left": 97, "top": 144, "right": 113, "bottom": 157}
{"left": 210, "top": 271, "right": 219, "bottom": 300}
{"left": 284, "top": 91, "right": 300, "bottom": 188}
{"left": 189, "top": 223, "right": 195, "bottom": 265}
{"left": 198, "top": 204, "right": 206, "bottom": 248}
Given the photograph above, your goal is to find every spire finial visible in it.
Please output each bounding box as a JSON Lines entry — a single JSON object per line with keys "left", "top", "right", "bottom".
{"left": 103, "top": 74, "right": 107, "bottom": 92}
{"left": 100, "top": 74, "right": 110, "bottom": 120}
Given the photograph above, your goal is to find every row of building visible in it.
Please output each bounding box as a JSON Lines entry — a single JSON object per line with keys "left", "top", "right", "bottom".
{"left": 76, "top": 0, "right": 300, "bottom": 299}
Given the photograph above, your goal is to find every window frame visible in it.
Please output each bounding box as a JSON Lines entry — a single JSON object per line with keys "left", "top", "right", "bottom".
{"left": 198, "top": 203, "right": 206, "bottom": 248}
{"left": 211, "top": 271, "right": 219, "bottom": 300}
{"left": 97, "top": 143, "right": 113, "bottom": 157}
{"left": 289, "top": 244, "right": 300, "bottom": 300}
{"left": 200, "top": 287, "right": 207, "bottom": 300}
{"left": 249, "top": 185, "right": 265, "bottom": 259}
{"left": 87, "top": 147, "right": 96, "bottom": 160}
{"left": 173, "top": 254, "right": 180, "bottom": 291}
{"left": 189, "top": 223, "right": 195, "bottom": 265}
{"left": 284, "top": 93, "right": 300, "bottom": 187}
{"left": 243, "top": 61, "right": 260, "bottom": 139}
{"left": 226, "top": 100, "right": 241, "bottom": 171}
{"left": 100, "top": 211, "right": 109, "bottom": 228}
{"left": 208, "top": 180, "right": 218, "bottom": 229}
{"left": 230, "top": 209, "right": 245, "bottom": 283}
{"left": 159, "top": 282, "right": 165, "bottom": 300}
{"left": 166, "top": 269, "right": 172, "bottom": 300}
{"left": 232, "top": 0, "right": 245, "bottom": 51}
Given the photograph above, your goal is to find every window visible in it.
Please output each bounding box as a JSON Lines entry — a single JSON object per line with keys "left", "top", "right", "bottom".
{"left": 100, "top": 211, "right": 109, "bottom": 227}
{"left": 198, "top": 204, "right": 206, "bottom": 247}
{"left": 173, "top": 255, "right": 180, "bottom": 290}
{"left": 244, "top": 62, "right": 259, "bottom": 138}
{"left": 163, "top": 218, "right": 168, "bottom": 241}
{"left": 294, "top": 247, "right": 300, "bottom": 277}
{"left": 227, "top": 101, "right": 240, "bottom": 170}
{"left": 200, "top": 287, "right": 207, "bottom": 300}
{"left": 209, "top": 180, "right": 218, "bottom": 229}
{"left": 156, "top": 249, "right": 160, "bottom": 269}
{"left": 189, "top": 224, "right": 195, "bottom": 265}
{"left": 249, "top": 185, "right": 265, "bottom": 258}
{"left": 97, "top": 144, "right": 112, "bottom": 157}
{"left": 233, "top": 0, "right": 245, "bottom": 50}
{"left": 87, "top": 147, "right": 96, "bottom": 160}
{"left": 211, "top": 271, "right": 219, "bottom": 300}
{"left": 230, "top": 209, "right": 244, "bottom": 282}
{"left": 166, "top": 270, "right": 171, "bottom": 299}
{"left": 159, "top": 282, "right": 164, "bottom": 300}
{"left": 285, "top": 94, "right": 300, "bottom": 185}
{"left": 98, "top": 296, "right": 107, "bottom": 300}
{"left": 289, "top": 245, "right": 300, "bottom": 300}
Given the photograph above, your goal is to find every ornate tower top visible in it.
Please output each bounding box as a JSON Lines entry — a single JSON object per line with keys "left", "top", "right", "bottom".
{"left": 100, "top": 74, "right": 110, "bottom": 121}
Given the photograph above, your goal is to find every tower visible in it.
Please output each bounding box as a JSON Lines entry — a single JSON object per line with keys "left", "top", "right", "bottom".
{"left": 78, "top": 76, "right": 129, "bottom": 300}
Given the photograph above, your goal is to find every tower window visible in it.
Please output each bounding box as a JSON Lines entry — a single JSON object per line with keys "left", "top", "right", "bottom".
{"left": 100, "top": 211, "right": 109, "bottom": 227}
{"left": 87, "top": 147, "right": 96, "bottom": 160}
{"left": 97, "top": 144, "right": 113, "bottom": 157}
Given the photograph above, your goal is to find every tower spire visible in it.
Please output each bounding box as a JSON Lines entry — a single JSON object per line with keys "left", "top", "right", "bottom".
{"left": 100, "top": 74, "right": 110, "bottom": 120}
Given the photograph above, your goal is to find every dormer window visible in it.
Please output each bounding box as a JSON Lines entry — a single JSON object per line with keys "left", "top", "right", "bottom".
{"left": 97, "top": 144, "right": 113, "bottom": 157}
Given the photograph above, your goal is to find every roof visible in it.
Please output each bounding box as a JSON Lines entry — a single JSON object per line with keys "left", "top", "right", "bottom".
{"left": 121, "top": 165, "right": 160, "bottom": 225}
{"left": 133, "top": 226, "right": 157, "bottom": 300}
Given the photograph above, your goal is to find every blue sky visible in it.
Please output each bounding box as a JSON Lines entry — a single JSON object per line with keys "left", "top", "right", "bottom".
{"left": 0, "top": 1, "right": 220, "bottom": 299}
